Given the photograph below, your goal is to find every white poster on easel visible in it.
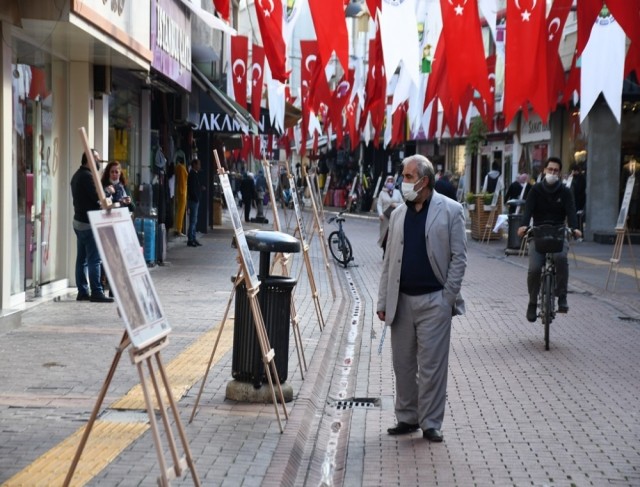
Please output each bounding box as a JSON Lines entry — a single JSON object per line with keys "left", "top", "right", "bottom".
{"left": 616, "top": 175, "right": 635, "bottom": 230}
{"left": 88, "top": 208, "right": 171, "bottom": 350}
{"left": 220, "top": 174, "right": 260, "bottom": 289}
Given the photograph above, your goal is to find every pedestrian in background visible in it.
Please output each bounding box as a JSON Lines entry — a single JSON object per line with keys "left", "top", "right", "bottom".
{"left": 173, "top": 154, "right": 188, "bottom": 237}
{"left": 254, "top": 169, "right": 268, "bottom": 219}
{"left": 504, "top": 173, "right": 532, "bottom": 214}
{"left": 377, "top": 154, "right": 467, "bottom": 443}
{"left": 376, "top": 175, "right": 403, "bottom": 257}
{"left": 434, "top": 170, "right": 457, "bottom": 201}
{"left": 101, "top": 161, "right": 134, "bottom": 212}
{"left": 187, "top": 159, "right": 203, "bottom": 247}
{"left": 240, "top": 171, "right": 256, "bottom": 223}
{"left": 70, "top": 149, "right": 114, "bottom": 303}
{"left": 482, "top": 161, "right": 504, "bottom": 195}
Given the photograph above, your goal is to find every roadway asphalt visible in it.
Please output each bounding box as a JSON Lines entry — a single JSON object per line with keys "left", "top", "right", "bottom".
{"left": 0, "top": 204, "right": 638, "bottom": 486}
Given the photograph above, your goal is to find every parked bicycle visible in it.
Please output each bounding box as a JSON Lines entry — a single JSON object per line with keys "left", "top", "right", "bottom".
{"left": 327, "top": 210, "right": 353, "bottom": 267}
{"left": 525, "top": 224, "right": 578, "bottom": 350}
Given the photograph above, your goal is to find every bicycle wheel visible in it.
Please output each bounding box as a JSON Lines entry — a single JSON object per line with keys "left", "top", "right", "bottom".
{"left": 341, "top": 235, "right": 353, "bottom": 268}
{"left": 541, "top": 271, "right": 554, "bottom": 350}
{"left": 328, "top": 231, "right": 349, "bottom": 266}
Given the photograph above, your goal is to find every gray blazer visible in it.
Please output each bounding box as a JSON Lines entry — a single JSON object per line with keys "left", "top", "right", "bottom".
{"left": 377, "top": 191, "right": 468, "bottom": 326}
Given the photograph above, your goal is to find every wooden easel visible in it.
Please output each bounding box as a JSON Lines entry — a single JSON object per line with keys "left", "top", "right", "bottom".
{"left": 261, "top": 158, "right": 308, "bottom": 376}
{"left": 66, "top": 131, "right": 200, "bottom": 486}
{"left": 482, "top": 190, "right": 502, "bottom": 243}
{"left": 65, "top": 334, "right": 200, "bottom": 487}
{"left": 284, "top": 160, "right": 326, "bottom": 331}
{"left": 189, "top": 151, "right": 288, "bottom": 429}
{"left": 606, "top": 175, "right": 639, "bottom": 290}
{"left": 304, "top": 171, "right": 336, "bottom": 298}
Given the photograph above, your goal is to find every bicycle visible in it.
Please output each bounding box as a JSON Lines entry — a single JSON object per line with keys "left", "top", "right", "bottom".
{"left": 327, "top": 211, "right": 353, "bottom": 267}
{"left": 526, "top": 224, "right": 569, "bottom": 351}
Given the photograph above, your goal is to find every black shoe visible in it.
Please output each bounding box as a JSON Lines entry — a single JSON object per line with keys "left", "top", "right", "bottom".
{"left": 90, "top": 294, "right": 114, "bottom": 303}
{"left": 76, "top": 293, "right": 90, "bottom": 302}
{"left": 423, "top": 428, "right": 443, "bottom": 442}
{"left": 387, "top": 422, "right": 420, "bottom": 435}
{"left": 557, "top": 295, "right": 568, "bottom": 313}
{"left": 193, "top": 240, "right": 203, "bottom": 246}
{"left": 187, "top": 241, "right": 196, "bottom": 247}
{"left": 527, "top": 303, "right": 537, "bottom": 322}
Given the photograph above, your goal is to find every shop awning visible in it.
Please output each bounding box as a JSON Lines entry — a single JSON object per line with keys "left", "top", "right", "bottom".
{"left": 192, "top": 65, "right": 259, "bottom": 135}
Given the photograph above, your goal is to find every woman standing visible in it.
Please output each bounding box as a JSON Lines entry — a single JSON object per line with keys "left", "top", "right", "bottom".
{"left": 376, "top": 175, "right": 403, "bottom": 257}
{"left": 101, "top": 161, "right": 135, "bottom": 212}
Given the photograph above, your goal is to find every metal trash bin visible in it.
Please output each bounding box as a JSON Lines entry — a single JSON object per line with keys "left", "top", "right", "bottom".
{"left": 232, "top": 230, "right": 300, "bottom": 387}
{"left": 507, "top": 213, "right": 524, "bottom": 250}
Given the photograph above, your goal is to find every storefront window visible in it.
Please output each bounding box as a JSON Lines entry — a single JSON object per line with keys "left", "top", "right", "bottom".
{"left": 12, "top": 40, "right": 68, "bottom": 296}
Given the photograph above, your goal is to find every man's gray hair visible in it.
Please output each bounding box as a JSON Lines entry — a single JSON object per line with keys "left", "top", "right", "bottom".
{"left": 402, "top": 154, "right": 435, "bottom": 189}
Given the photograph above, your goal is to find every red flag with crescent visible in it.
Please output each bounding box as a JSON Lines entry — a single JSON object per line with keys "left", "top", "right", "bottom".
{"left": 254, "top": 0, "right": 289, "bottom": 83}
{"left": 231, "top": 35, "right": 249, "bottom": 108}
{"left": 504, "top": 0, "right": 550, "bottom": 125}
{"left": 307, "top": 0, "right": 349, "bottom": 73}
{"left": 212, "top": 0, "right": 230, "bottom": 22}
{"left": 250, "top": 44, "right": 265, "bottom": 123}
{"left": 439, "top": 0, "right": 491, "bottom": 117}
{"left": 546, "top": 0, "right": 573, "bottom": 112}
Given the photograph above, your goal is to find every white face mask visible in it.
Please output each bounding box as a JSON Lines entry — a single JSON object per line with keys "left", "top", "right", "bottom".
{"left": 401, "top": 177, "right": 423, "bottom": 202}
{"left": 544, "top": 173, "right": 559, "bottom": 185}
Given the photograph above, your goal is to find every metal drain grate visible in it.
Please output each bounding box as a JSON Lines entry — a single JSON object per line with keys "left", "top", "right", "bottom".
{"left": 331, "top": 398, "right": 380, "bottom": 410}
{"left": 619, "top": 316, "right": 640, "bottom": 323}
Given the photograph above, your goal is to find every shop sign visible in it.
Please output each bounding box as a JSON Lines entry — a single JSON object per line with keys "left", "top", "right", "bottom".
{"left": 520, "top": 113, "right": 550, "bottom": 143}
{"left": 152, "top": 0, "right": 192, "bottom": 91}
{"left": 198, "top": 92, "right": 272, "bottom": 133}
{"left": 71, "top": 0, "right": 151, "bottom": 61}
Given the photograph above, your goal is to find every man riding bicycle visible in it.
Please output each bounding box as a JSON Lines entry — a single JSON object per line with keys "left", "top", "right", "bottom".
{"left": 517, "top": 157, "right": 583, "bottom": 323}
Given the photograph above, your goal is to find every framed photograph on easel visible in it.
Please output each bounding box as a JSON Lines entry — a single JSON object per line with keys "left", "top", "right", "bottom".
{"left": 88, "top": 208, "right": 171, "bottom": 349}
{"left": 219, "top": 171, "right": 260, "bottom": 289}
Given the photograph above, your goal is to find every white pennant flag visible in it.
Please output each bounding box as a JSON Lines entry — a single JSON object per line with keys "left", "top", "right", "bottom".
{"left": 580, "top": 15, "right": 625, "bottom": 123}
{"left": 379, "top": 0, "right": 420, "bottom": 89}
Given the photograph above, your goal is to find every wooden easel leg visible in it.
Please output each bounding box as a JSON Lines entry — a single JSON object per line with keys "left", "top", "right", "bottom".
{"left": 303, "top": 251, "right": 325, "bottom": 331}
{"left": 624, "top": 229, "right": 640, "bottom": 290}
{"left": 290, "top": 299, "right": 307, "bottom": 377}
{"left": 606, "top": 232, "right": 624, "bottom": 290}
{"left": 63, "top": 332, "right": 130, "bottom": 487}
{"left": 248, "top": 293, "right": 288, "bottom": 432}
{"left": 189, "top": 271, "right": 241, "bottom": 423}
{"left": 135, "top": 358, "right": 171, "bottom": 486}
{"left": 155, "top": 352, "right": 201, "bottom": 486}
{"left": 146, "top": 357, "right": 184, "bottom": 479}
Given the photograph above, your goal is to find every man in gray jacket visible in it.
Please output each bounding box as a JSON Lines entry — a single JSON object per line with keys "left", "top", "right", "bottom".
{"left": 377, "top": 154, "right": 467, "bottom": 443}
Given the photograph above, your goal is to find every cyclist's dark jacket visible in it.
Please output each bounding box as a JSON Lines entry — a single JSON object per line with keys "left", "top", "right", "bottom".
{"left": 520, "top": 179, "right": 578, "bottom": 229}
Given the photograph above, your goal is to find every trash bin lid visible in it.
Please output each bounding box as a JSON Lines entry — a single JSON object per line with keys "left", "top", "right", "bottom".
{"left": 244, "top": 230, "right": 301, "bottom": 253}
{"left": 506, "top": 198, "right": 526, "bottom": 207}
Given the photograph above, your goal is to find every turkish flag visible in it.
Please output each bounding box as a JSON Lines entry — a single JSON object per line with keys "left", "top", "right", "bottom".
{"left": 363, "top": 26, "right": 386, "bottom": 132}
{"left": 366, "top": 0, "right": 380, "bottom": 19}
{"left": 212, "top": 0, "right": 230, "bottom": 22}
{"left": 250, "top": 44, "right": 265, "bottom": 122}
{"left": 439, "top": 0, "right": 491, "bottom": 116}
{"left": 547, "top": 0, "right": 573, "bottom": 112}
{"left": 345, "top": 102, "right": 357, "bottom": 145}
{"left": 486, "top": 54, "right": 497, "bottom": 122}
{"left": 230, "top": 36, "right": 249, "bottom": 108}
{"left": 307, "top": 0, "right": 349, "bottom": 72}
{"left": 300, "top": 40, "right": 318, "bottom": 145}
{"left": 240, "top": 135, "right": 252, "bottom": 162}
{"left": 254, "top": 0, "right": 289, "bottom": 83}
{"left": 390, "top": 102, "right": 408, "bottom": 148}
{"left": 328, "top": 71, "right": 353, "bottom": 136}
{"left": 626, "top": 41, "right": 640, "bottom": 78}
{"left": 504, "top": 0, "right": 549, "bottom": 126}
{"left": 562, "top": 49, "right": 580, "bottom": 106}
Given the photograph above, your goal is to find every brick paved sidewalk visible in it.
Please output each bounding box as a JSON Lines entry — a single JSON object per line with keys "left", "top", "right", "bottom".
{"left": 0, "top": 206, "right": 639, "bottom": 486}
